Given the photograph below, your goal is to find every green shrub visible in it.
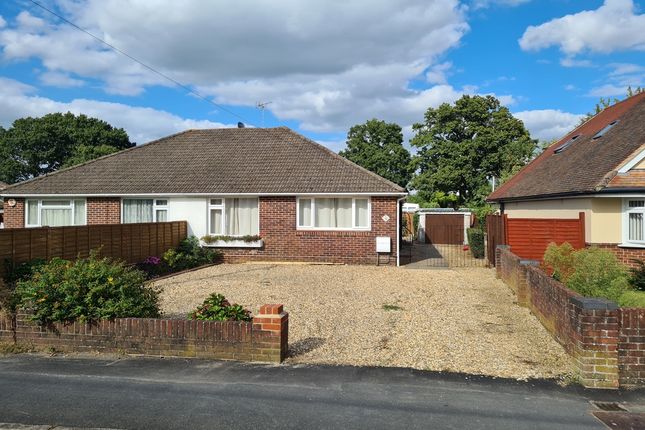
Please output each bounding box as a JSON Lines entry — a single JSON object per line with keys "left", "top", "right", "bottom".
{"left": 201, "top": 235, "right": 261, "bottom": 244}
{"left": 543, "top": 242, "right": 576, "bottom": 282}
{"left": 629, "top": 259, "right": 645, "bottom": 291}
{"left": 466, "top": 228, "right": 485, "bottom": 259}
{"left": 618, "top": 290, "right": 645, "bottom": 308}
{"left": 566, "top": 247, "right": 630, "bottom": 304}
{"left": 188, "top": 293, "right": 252, "bottom": 321}
{"left": 163, "top": 236, "right": 221, "bottom": 271}
{"left": 14, "top": 251, "right": 160, "bottom": 324}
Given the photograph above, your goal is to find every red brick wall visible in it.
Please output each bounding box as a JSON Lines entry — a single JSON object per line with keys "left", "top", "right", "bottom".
{"left": 0, "top": 304, "right": 288, "bottom": 363}
{"left": 619, "top": 308, "right": 645, "bottom": 387}
{"left": 87, "top": 197, "right": 120, "bottom": 224}
{"left": 498, "top": 246, "right": 624, "bottom": 388}
{"left": 220, "top": 196, "right": 399, "bottom": 265}
{"left": 3, "top": 198, "right": 24, "bottom": 229}
{"left": 593, "top": 243, "right": 645, "bottom": 268}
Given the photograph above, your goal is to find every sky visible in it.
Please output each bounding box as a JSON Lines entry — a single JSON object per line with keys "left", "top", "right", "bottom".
{"left": 0, "top": 0, "right": 643, "bottom": 152}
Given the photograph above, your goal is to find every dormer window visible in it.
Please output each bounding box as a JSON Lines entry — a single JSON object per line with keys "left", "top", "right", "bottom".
{"left": 593, "top": 120, "right": 619, "bottom": 140}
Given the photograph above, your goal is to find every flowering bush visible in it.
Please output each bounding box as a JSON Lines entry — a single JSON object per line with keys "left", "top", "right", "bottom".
{"left": 14, "top": 251, "right": 160, "bottom": 324}
{"left": 137, "top": 255, "right": 171, "bottom": 279}
{"left": 188, "top": 293, "right": 252, "bottom": 322}
{"left": 163, "top": 236, "right": 221, "bottom": 271}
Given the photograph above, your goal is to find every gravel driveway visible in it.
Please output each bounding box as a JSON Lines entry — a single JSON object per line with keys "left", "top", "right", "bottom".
{"left": 155, "top": 264, "right": 573, "bottom": 380}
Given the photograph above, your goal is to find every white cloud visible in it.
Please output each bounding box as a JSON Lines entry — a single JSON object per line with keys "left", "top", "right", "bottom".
{"left": 0, "top": 15, "right": 6, "bottom": 28}
{"left": 514, "top": 109, "right": 584, "bottom": 141}
{"left": 588, "top": 63, "right": 643, "bottom": 97}
{"left": 426, "top": 61, "right": 453, "bottom": 85}
{"left": 39, "top": 71, "right": 85, "bottom": 88}
{"left": 564, "top": 84, "right": 577, "bottom": 91}
{"left": 560, "top": 58, "right": 594, "bottom": 68}
{"left": 520, "top": 0, "right": 645, "bottom": 56}
{"left": 588, "top": 84, "right": 630, "bottom": 97}
{"left": 0, "top": 77, "right": 232, "bottom": 144}
{"left": 473, "top": 0, "right": 531, "bottom": 9}
{"left": 0, "top": 1, "right": 474, "bottom": 130}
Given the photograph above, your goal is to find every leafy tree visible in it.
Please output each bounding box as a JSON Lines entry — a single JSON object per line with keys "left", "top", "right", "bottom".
{"left": 339, "top": 119, "right": 412, "bottom": 188}
{"left": 410, "top": 95, "right": 536, "bottom": 206}
{"left": 0, "top": 112, "right": 133, "bottom": 184}
{"left": 578, "top": 86, "right": 644, "bottom": 125}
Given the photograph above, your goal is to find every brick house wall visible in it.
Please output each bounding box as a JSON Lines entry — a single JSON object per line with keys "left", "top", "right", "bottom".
{"left": 593, "top": 243, "right": 645, "bottom": 268}
{"left": 87, "top": 197, "right": 120, "bottom": 224}
{"left": 219, "top": 196, "right": 399, "bottom": 265}
{"left": 3, "top": 198, "right": 24, "bottom": 229}
{"left": 2, "top": 195, "right": 400, "bottom": 265}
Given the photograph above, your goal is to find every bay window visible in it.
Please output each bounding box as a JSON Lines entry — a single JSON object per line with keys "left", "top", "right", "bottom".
{"left": 297, "top": 197, "right": 370, "bottom": 230}
{"left": 208, "top": 198, "right": 259, "bottom": 236}
{"left": 25, "top": 199, "right": 86, "bottom": 227}
{"left": 625, "top": 199, "right": 645, "bottom": 244}
{"left": 122, "top": 199, "right": 168, "bottom": 224}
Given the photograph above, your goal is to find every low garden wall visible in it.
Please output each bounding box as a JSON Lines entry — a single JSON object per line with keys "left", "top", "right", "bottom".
{"left": 0, "top": 304, "right": 288, "bottom": 363}
{"left": 496, "top": 245, "right": 645, "bottom": 389}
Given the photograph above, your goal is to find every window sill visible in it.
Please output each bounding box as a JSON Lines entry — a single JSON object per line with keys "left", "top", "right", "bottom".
{"left": 203, "top": 239, "right": 264, "bottom": 248}
{"left": 618, "top": 243, "right": 645, "bottom": 249}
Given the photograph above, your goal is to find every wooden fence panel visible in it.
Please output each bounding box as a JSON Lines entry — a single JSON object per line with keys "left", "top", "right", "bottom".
{"left": 0, "top": 221, "right": 188, "bottom": 277}
{"left": 506, "top": 212, "right": 585, "bottom": 261}
{"left": 486, "top": 214, "right": 506, "bottom": 267}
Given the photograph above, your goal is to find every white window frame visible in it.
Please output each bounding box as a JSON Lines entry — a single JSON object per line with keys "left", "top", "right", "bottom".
{"left": 207, "top": 197, "right": 259, "bottom": 237}
{"left": 25, "top": 198, "right": 87, "bottom": 228}
{"left": 120, "top": 198, "right": 169, "bottom": 224}
{"left": 296, "top": 196, "right": 371, "bottom": 231}
{"left": 622, "top": 198, "right": 645, "bottom": 247}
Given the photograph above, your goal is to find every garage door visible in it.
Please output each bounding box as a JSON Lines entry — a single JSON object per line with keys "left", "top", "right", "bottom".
{"left": 425, "top": 214, "right": 464, "bottom": 245}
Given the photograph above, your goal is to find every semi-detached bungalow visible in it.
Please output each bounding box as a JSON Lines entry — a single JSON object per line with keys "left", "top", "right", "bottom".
{"left": 488, "top": 91, "right": 645, "bottom": 264}
{"left": 0, "top": 127, "right": 407, "bottom": 265}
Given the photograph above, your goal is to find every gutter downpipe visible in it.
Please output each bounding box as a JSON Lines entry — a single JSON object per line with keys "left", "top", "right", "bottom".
{"left": 396, "top": 196, "right": 406, "bottom": 267}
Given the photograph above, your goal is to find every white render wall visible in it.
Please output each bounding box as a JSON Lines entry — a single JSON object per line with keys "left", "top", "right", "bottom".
{"left": 168, "top": 197, "right": 208, "bottom": 239}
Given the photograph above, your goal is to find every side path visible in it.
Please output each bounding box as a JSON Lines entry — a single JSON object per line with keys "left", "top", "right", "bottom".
{"left": 0, "top": 355, "right": 643, "bottom": 430}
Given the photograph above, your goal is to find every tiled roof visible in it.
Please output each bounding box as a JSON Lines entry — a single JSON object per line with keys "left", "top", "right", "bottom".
{"left": 488, "top": 92, "right": 645, "bottom": 202}
{"left": 2, "top": 127, "right": 405, "bottom": 195}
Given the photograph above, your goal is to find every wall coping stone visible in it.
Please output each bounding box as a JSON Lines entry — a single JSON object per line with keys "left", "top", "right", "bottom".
{"left": 569, "top": 296, "right": 619, "bottom": 311}
{"left": 519, "top": 259, "right": 540, "bottom": 266}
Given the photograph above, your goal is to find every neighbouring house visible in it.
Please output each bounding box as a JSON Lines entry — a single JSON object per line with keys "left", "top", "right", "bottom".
{"left": 0, "top": 127, "right": 406, "bottom": 265}
{"left": 0, "top": 181, "right": 6, "bottom": 228}
{"left": 488, "top": 91, "right": 645, "bottom": 264}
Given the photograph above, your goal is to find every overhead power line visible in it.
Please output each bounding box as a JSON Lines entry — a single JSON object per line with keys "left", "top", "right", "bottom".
{"left": 26, "top": 0, "right": 255, "bottom": 127}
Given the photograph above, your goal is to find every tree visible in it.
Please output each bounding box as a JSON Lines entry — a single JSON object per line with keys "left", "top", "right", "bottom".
{"left": 578, "top": 86, "right": 644, "bottom": 125}
{"left": 339, "top": 119, "right": 412, "bottom": 188}
{"left": 410, "top": 95, "right": 536, "bottom": 207}
{"left": 0, "top": 112, "right": 133, "bottom": 184}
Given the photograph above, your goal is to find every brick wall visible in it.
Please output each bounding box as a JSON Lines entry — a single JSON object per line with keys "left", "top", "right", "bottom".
{"left": 220, "top": 196, "right": 399, "bottom": 265}
{"left": 496, "top": 246, "right": 641, "bottom": 389}
{"left": 593, "top": 243, "right": 645, "bottom": 268}
{"left": 619, "top": 308, "right": 645, "bottom": 386}
{"left": 3, "top": 198, "right": 24, "bottom": 229}
{"left": 0, "top": 304, "right": 288, "bottom": 363}
{"left": 87, "top": 197, "right": 120, "bottom": 224}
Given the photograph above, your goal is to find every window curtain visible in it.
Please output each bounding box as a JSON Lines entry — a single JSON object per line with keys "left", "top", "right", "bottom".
{"left": 74, "top": 200, "right": 86, "bottom": 225}
{"left": 315, "top": 198, "right": 352, "bottom": 228}
{"left": 41, "top": 208, "right": 72, "bottom": 226}
{"left": 299, "top": 199, "right": 312, "bottom": 226}
{"left": 630, "top": 213, "right": 644, "bottom": 241}
{"left": 123, "top": 199, "right": 153, "bottom": 223}
{"left": 355, "top": 199, "right": 369, "bottom": 227}
{"left": 210, "top": 209, "right": 223, "bottom": 234}
{"left": 26, "top": 200, "right": 38, "bottom": 225}
{"left": 225, "top": 198, "right": 258, "bottom": 235}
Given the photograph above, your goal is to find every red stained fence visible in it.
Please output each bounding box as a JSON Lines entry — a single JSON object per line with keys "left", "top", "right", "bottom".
{"left": 505, "top": 212, "right": 585, "bottom": 261}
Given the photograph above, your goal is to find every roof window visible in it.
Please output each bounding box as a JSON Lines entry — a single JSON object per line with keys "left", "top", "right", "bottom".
{"left": 554, "top": 134, "right": 581, "bottom": 154}
{"left": 593, "top": 120, "right": 619, "bottom": 140}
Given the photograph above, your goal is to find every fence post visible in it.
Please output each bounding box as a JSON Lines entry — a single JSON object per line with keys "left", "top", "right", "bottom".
{"left": 578, "top": 212, "right": 586, "bottom": 248}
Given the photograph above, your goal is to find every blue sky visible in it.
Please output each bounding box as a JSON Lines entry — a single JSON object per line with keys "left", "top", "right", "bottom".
{"left": 0, "top": 0, "right": 643, "bottom": 151}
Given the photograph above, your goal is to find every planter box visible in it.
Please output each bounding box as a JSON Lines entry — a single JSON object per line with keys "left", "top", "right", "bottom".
{"left": 203, "top": 239, "right": 264, "bottom": 248}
